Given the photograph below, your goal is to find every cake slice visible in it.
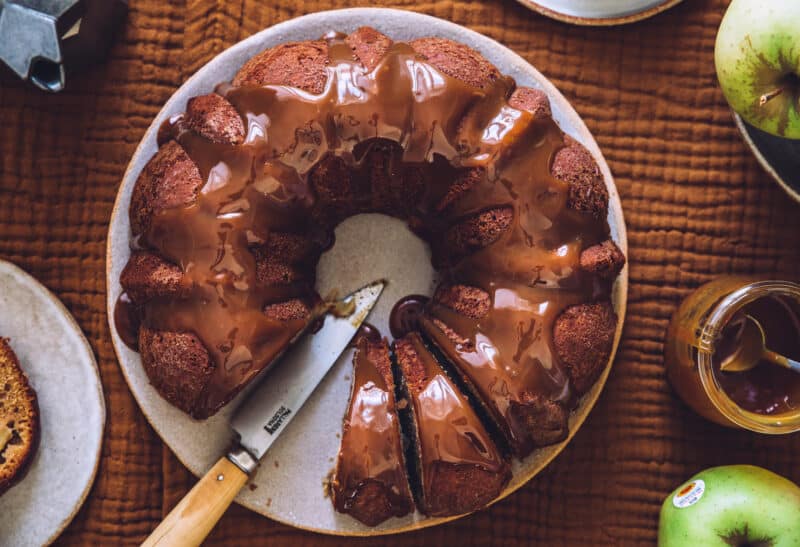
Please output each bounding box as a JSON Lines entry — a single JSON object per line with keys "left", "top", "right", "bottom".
{"left": 421, "top": 285, "right": 617, "bottom": 458}
{"left": 420, "top": 284, "right": 573, "bottom": 458}
{"left": 394, "top": 333, "right": 510, "bottom": 517}
{"left": 0, "top": 338, "right": 40, "bottom": 496}
{"left": 331, "top": 336, "right": 414, "bottom": 526}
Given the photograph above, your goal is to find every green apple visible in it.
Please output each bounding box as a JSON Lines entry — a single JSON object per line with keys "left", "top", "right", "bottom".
{"left": 715, "top": 0, "right": 800, "bottom": 139}
{"left": 659, "top": 465, "right": 800, "bottom": 546}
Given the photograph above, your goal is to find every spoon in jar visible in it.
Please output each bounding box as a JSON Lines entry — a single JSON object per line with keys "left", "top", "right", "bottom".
{"left": 720, "top": 315, "right": 800, "bottom": 373}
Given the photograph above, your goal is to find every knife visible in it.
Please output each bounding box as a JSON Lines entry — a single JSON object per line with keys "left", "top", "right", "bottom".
{"left": 142, "top": 280, "right": 386, "bottom": 547}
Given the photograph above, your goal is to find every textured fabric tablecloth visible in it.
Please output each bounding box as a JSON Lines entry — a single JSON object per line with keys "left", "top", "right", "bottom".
{"left": 1, "top": 0, "right": 798, "bottom": 544}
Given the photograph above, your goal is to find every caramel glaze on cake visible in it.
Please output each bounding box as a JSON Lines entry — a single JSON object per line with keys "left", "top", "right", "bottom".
{"left": 118, "top": 24, "right": 624, "bottom": 467}
{"left": 331, "top": 333, "right": 414, "bottom": 526}
{"left": 118, "top": 24, "right": 626, "bottom": 524}
{"left": 394, "top": 333, "right": 510, "bottom": 517}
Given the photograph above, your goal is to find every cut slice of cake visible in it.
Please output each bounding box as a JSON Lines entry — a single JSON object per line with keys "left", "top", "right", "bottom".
{"left": 0, "top": 338, "right": 40, "bottom": 496}
{"left": 331, "top": 336, "right": 414, "bottom": 526}
{"left": 394, "top": 333, "right": 510, "bottom": 517}
{"left": 420, "top": 283, "right": 573, "bottom": 458}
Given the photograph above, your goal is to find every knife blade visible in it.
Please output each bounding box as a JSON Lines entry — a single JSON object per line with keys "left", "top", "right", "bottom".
{"left": 143, "top": 280, "right": 386, "bottom": 547}
{"left": 231, "top": 279, "right": 385, "bottom": 460}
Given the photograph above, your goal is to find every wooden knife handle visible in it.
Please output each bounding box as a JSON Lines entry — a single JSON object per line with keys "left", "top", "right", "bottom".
{"left": 142, "top": 456, "right": 249, "bottom": 547}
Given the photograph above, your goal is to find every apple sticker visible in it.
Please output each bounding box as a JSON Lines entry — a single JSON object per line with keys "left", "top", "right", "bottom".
{"left": 672, "top": 479, "right": 705, "bottom": 509}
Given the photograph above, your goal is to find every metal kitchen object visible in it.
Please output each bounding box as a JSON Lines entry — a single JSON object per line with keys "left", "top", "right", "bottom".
{"left": 0, "top": 0, "right": 128, "bottom": 92}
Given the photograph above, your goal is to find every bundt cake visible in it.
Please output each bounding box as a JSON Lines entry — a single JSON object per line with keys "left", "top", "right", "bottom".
{"left": 331, "top": 334, "right": 414, "bottom": 526}
{"left": 0, "top": 338, "right": 40, "bottom": 496}
{"left": 117, "top": 25, "right": 625, "bottom": 521}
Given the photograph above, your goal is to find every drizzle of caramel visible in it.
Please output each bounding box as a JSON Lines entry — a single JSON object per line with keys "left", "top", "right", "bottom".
{"left": 349, "top": 322, "right": 381, "bottom": 347}
{"left": 389, "top": 294, "right": 429, "bottom": 339}
{"left": 129, "top": 33, "right": 609, "bottom": 416}
{"left": 114, "top": 292, "right": 140, "bottom": 350}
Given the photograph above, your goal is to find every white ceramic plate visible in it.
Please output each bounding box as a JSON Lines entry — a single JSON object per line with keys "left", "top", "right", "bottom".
{"left": 517, "top": 0, "right": 684, "bottom": 25}
{"left": 106, "top": 8, "right": 628, "bottom": 536}
{"left": 0, "top": 260, "right": 105, "bottom": 547}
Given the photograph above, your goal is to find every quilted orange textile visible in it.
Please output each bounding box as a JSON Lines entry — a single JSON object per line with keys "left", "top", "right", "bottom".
{"left": 0, "top": 1, "right": 798, "bottom": 544}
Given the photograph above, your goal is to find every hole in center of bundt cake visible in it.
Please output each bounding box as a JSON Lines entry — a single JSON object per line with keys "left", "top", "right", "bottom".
{"left": 315, "top": 213, "right": 438, "bottom": 337}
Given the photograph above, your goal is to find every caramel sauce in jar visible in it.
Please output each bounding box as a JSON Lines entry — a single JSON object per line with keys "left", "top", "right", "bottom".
{"left": 665, "top": 277, "right": 800, "bottom": 432}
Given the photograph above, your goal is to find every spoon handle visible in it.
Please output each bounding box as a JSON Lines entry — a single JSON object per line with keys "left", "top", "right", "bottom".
{"left": 763, "top": 349, "right": 800, "bottom": 374}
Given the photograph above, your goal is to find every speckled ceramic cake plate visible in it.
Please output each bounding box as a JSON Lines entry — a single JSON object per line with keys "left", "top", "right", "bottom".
{"left": 517, "top": 0, "right": 684, "bottom": 26}
{"left": 106, "top": 8, "right": 628, "bottom": 536}
{"left": 0, "top": 259, "right": 105, "bottom": 546}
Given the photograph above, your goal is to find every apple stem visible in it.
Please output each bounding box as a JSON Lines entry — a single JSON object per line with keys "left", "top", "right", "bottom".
{"left": 759, "top": 87, "right": 784, "bottom": 106}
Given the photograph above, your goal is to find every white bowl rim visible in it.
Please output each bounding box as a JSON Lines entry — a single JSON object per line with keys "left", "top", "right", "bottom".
{"left": 516, "top": 0, "right": 684, "bottom": 26}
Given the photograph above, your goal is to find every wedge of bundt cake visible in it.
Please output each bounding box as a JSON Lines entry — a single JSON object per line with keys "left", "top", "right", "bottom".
{"left": 0, "top": 338, "right": 40, "bottom": 496}
{"left": 394, "top": 333, "right": 510, "bottom": 517}
{"left": 118, "top": 24, "right": 625, "bottom": 522}
{"left": 421, "top": 284, "right": 619, "bottom": 457}
{"left": 420, "top": 285, "right": 571, "bottom": 457}
{"left": 331, "top": 335, "right": 414, "bottom": 526}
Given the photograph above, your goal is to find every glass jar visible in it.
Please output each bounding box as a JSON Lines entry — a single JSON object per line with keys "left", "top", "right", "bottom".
{"left": 665, "top": 277, "right": 800, "bottom": 433}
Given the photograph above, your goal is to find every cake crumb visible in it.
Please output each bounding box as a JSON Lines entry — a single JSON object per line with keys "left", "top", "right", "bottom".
{"left": 248, "top": 483, "right": 258, "bottom": 491}
{"left": 397, "top": 398, "right": 408, "bottom": 410}
{"left": 273, "top": 460, "right": 279, "bottom": 468}
{"left": 344, "top": 375, "right": 350, "bottom": 381}
{"left": 266, "top": 497, "right": 272, "bottom": 507}
{"left": 322, "top": 468, "right": 336, "bottom": 498}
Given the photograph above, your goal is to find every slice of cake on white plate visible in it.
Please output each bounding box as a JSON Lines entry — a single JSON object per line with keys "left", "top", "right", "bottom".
{"left": 0, "top": 338, "right": 40, "bottom": 495}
